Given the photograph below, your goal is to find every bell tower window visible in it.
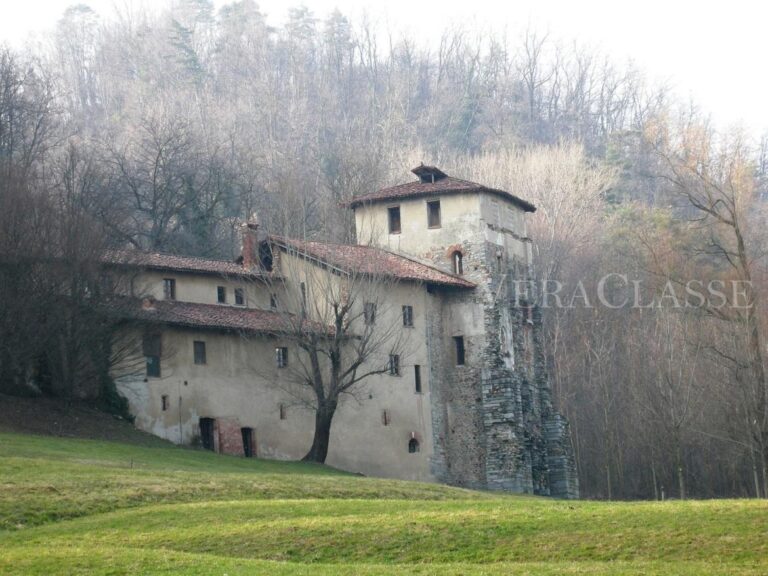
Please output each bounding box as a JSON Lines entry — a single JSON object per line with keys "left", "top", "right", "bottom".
{"left": 427, "top": 200, "right": 441, "bottom": 229}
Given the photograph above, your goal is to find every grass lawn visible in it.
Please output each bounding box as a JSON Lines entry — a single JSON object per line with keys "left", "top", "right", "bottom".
{"left": 0, "top": 432, "right": 766, "bottom": 575}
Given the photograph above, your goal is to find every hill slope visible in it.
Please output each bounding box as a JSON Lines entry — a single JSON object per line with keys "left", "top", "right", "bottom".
{"left": 0, "top": 432, "right": 766, "bottom": 575}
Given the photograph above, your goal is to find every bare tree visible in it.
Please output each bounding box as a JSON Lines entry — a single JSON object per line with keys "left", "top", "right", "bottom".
{"left": 258, "top": 236, "right": 412, "bottom": 463}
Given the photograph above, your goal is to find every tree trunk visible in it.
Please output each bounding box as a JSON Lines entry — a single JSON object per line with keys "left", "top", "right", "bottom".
{"left": 303, "top": 402, "right": 337, "bottom": 463}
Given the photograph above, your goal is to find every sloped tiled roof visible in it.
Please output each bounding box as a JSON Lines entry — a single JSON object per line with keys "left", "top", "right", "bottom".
{"left": 345, "top": 167, "right": 536, "bottom": 212}
{"left": 116, "top": 298, "right": 321, "bottom": 334}
{"left": 103, "top": 250, "right": 267, "bottom": 279}
{"left": 273, "top": 237, "right": 475, "bottom": 289}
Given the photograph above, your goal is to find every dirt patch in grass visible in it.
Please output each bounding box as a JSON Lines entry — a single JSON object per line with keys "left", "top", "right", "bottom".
{"left": 0, "top": 394, "right": 168, "bottom": 447}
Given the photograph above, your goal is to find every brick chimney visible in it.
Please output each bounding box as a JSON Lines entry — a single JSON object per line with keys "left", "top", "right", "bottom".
{"left": 241, "top": 214, "right": 260, "bottom": 269}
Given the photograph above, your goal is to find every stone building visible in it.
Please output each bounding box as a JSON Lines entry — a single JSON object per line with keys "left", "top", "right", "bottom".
{"left": 109, "top": 165, "right": 579, "bottom": 498}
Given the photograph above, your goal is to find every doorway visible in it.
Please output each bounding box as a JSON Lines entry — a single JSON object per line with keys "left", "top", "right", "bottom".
{"left": 199, "top": 417, "right": 216, "bottom": 451}
{"left": 241, "top": 427, "right": 255, "bottom": 458}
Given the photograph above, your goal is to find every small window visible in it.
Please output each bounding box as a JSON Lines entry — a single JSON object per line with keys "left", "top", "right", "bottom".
{"left": 408, "top": 438, "right": 420, "bottom": 453}
{"left": 454, "top": 336, "right": 466, "bottom": 366}
{"left": 234, "top": 288, "right": 245, "bottom": 306}
{"left": 300, "top": 282, "right": 307, "bottom": 312}
{"left": 388, "top": 206, "right": 401, "bottom": 234}
{"left": 143, "top": 333, "right": 161, "bottom": 377}
{"left": 389, "top": 354, "right": 400, "bottom": 376}
{"left": 364, "top": 302, "right": 376, "bottom": 325}
{"left": 452, "top": 251, "right": 463, "bottom": 275}
{"left": 217, "top": 286, "right": 226, "bottom": 304}
{"left": 382, "top": 409, "right": 390, "bottom": 426}
{"left": 163, "top": 278, "right": 176, "bottom": 300}
{"left": 414, "top": 365, "right": 422, "bottom": 393}
{"left": 161, "top": 394, "right": 169, "bottom": 411}
{"left": 270, "top": 293, "right": 278, "bottom": 309}
{"left": 402, "top": 305, "right": 414, "bottom": 327}
{"left": 276, "top": 347, "right": 288, "bottom": 368}
{"left": 193, "top": 341, "right": 207, "bottom": 365}
{"left": 427, "top": 200, "right": 441, "bottom": 228}
{"left": 279, "top": 403, "right": 287, "bottom": 420}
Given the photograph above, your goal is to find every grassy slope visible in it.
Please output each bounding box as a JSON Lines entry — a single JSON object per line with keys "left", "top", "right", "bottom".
{"left": 1, "top": 432, "right": 766, "bottom": 575}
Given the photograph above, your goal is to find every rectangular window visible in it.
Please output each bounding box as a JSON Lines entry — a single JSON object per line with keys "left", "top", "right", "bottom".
{"left": 234, "top": 287, "right": 245, "bottom": 306}
{"left": 454, "top": 336, "right": 466, "bottom": 366}
{"left": 279, "top": 403, "right": 287, "bottom": 420}
{"left": 427, "top": 200, "right": 441, "bottom": 228}
{"left": 300, "top": 282, "right": 307, "bottom": 312}
{"left": 270, "top": 293, "right": 278, "bottom": 309}
{"left": 276, "top": 347, "right": 288, "bottom": 368}
{"left": 364, "top": 302, "right": 377, "bottom": 325}
{"left": 143, "top": 333, "right": 161, "bottom": 378}
{"left": 163, "top": 278, "right": 176, "bottom": 300}
{"left": 414, "top": 365, "right": 422, "bottom": 393}
{"left": 402, "top": 305, "right": 414, "bottom": 327}
{"left": 193, "top": 341, "right": 207, "bottom": 365}
{"left": 389, "top": 354, "right": 400, "bottom": 376}
{"left": 382, "top": 409, "right": 390, "bottom": 426}
{"left": 161, "top": 395, "right": 169, "bottom": 411}
{"left": 388, "top": 206, "right": 401, "bottom": 234}
{"left": 217, "top": 286, "right": 226, "bottom": 304}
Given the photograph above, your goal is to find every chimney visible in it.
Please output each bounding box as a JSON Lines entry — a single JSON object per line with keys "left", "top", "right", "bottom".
{"left": 241, "top": 215, "right": 259, "bottom": 269}
{"left": 241, "top": 212, "right": 273, "bottom": 270}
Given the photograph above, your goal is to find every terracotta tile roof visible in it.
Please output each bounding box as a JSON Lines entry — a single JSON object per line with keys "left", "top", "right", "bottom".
{"left": 345, "top": 167, "right": 536, "bottom": 212}
{"left": 114, "top": 298, "right": 323, "bottom": 334}
{"left": 103, "top": 250, "right": 268, "bottom": 279}
{"left": 272, "top": 237, "right": 475, "bottom": 289}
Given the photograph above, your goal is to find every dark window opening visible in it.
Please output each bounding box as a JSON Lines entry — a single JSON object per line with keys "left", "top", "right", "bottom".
{"left": 241, "top": 427, "right": 255, "bottom": 457}
{"left": 454, "top": 336, "right": 466, "bottom": 366}
{"left": 414, "top": 365, "right": 422, "bottom": 393}
{"left": 427, "top": 200, "right": 441, "bottom": 228}
{"left": 161, "top": 394, "right": 169, "bottom": 411}
{"left": 388, "top": 206, "right": 401, "bottom": 234}
{"left": 408, "top": 438, "right": 420, "bottom": 453}
{"left": 217, "top": 286, "right": 226, "bottom": 303}
{"left": 99, "top": 273, "right": 115, "bottom": 295}
{"left": 259, "top": 241, "right": 273, "bottom": 271}
{"left": 364, "top": 302, "right": 376, "bottom": 325}
{"left": 199, "top": 417, "right": 216, "bottom": 451}
{"left": 270, "top": 293, "right": 278, "bottom": 309}
{"left": 163, "top": 278, "right": 176, "bottom": 300}
{"left": 279, "top": 403, "right": 287, "bottom": 420}
{"left": 402, "top": 305, "right": 414, "bottom": 327}
{"left": 276, "top": 347, "right": 288, "bottom": 368}
{"left": 382, "top": 409, "right": 390, "bottom": 426}
{"left": 300, "top": 282, "right": 307, "bottom": 313}
{"left": 452, "top": 251, "right": 463, "bottom": 275}
{"left": 193, "top": 341, "right": 207, "bottom": 365}
{"left": 143, "top": 333, "right": 161, "bottom": 377}
{"left": 389, "top": 354, "right": 400, "bottom": 376}
{"left": 234, "top": 288, "right": 245, "bottom": 306}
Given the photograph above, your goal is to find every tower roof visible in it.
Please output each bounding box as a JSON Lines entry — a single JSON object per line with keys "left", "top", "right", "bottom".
{"left": 344, "top": 166, "right": 536, "bottom": 212}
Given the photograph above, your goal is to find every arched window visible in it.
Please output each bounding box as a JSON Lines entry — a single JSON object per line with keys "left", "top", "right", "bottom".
{"left": 408, "top": 438, "right": 420, "bottom": 453}
{"left": 452, "top": 251, "right": 463, "bottom": 275}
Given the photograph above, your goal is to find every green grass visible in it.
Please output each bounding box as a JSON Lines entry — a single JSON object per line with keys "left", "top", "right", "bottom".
{"left": 1, "top": 432, "right": 766, "bottom": 575}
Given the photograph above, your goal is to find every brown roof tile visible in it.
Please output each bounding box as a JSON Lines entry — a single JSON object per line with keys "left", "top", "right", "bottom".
{"left": 273, "top": 237, "right": 475, "bottom": 289}
{"left": 345, "top": 168, "right": 536, "bottom": 212}
{"left": 103, "top": 250, "right": 268, "bottom": 279}
{"left": 117, "top": 298, "right": 323, "bottom": 334}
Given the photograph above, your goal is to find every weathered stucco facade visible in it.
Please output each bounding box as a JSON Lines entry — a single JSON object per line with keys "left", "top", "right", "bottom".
{"left": 111, "top": 165, "right": 578, "bottom": 497}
